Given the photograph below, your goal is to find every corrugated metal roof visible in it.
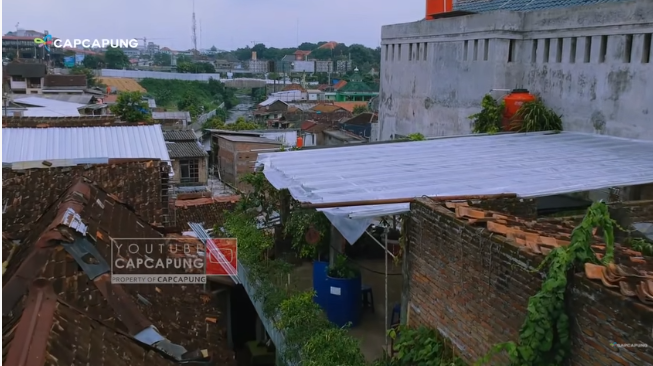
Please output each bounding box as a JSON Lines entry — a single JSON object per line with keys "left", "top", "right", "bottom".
{"left": 2, "top": 125, "right": 171, "bottom": 163}
{"left": 454, "top": 0, "right": 623, "bottom": 12}
{"left": 22, "top": 107, "right": 81, "bottom": 117}
{"left": 218, "top": 135, "right": 283, "bottom": 144}
{"left": 14, "top": 96, "right": 85, "bottom": 108}
{"left": 152, "top": 111, "right": 191, "bottom": 121}
{"left": 163, "top": 130, "right": 198, "bottom": 141}
{"left": 14, "top": 94, "right": 94, "bottom": 104}
{"left": 257, "top": 131, "right": 653, "bottom": 243}
{"left": 166, "top": 141, "right": 207, "bottom": 158}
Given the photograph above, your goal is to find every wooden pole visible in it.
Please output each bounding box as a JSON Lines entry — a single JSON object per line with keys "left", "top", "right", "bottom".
{"left": 300, "top": 193, "right": 517, "bottom": 209}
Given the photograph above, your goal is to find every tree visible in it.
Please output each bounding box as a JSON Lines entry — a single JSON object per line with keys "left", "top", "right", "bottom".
{"left": 153, "top": 52, "right": 172, "bottom": 66}
{"left": 177, "top": 55, "right": 192, "bottom": 63}
{"left": 110, "top": 91, "right": 151, "bottom": 122}
{"left": 82, "top": 54, "right": 102, "bottom": 69}
{"left": 177, "top": 91, "right": 205, "bottom": 118}
{"left": 70, "top": 66, "right": 102, "bottom": 88}
{"left": 352, "top": 105, "right": 369, "bottom": 115}
{"left": 104, "top": 47, "right": 130, "bottom": 69}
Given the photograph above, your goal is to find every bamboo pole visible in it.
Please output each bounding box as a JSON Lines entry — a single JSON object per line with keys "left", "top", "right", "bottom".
{"left": 299, "top": 193, "right": 517, "bottom": 209}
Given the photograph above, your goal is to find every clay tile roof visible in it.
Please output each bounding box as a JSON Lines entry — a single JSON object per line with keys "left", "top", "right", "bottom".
{"left": 318, "top": 41, "right": 338, "bottom": 50}
{"left": 310, "top": 104, "right": 347, "bottom": 114}
{"left": 333, "top": 80, "right": 348, "bottom": 90}
{"left": 441, "top": 200, "right": 653, "bottom": 308}
{"left": 294, "top": 50, "right": 311, "bottom": 56}
{"left": 333, "top": 101, "right": 368, "bottom": 113}
{"left": 281, "top": 83, "right": 306, "bottom": 92}
{"left": 1, "top": 115, "right": 120, "bottom": 128}
{"left": 301, "top": 120, "right": 317, "bottom": 131}
{"left": 166, "top": 141, "right": 207, "bottom": 158}
{"left": 2, "top": 178, "right": 235, "bottom": 366}
{"left": 163, "top": 130, "right": 198, "bottom": 141}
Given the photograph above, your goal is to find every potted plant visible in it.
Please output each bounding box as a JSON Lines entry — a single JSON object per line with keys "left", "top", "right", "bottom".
{"left": 325, "top": 254, "right": 362, "bottom": 328}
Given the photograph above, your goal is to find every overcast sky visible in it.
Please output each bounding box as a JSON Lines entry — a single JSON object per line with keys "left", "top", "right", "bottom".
{"left": 2, "top": 0, "right": 424, "bottom": 50}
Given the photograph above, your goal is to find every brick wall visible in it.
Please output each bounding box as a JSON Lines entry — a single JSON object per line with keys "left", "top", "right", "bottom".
{"left": 3, "top": 161, "right": 168, "bottom": 237}
{"left": 407, "top": 198, "right": 653, "bottom": 365}
{"left": 174, "top": 198, "right": 238, "bottom": 231}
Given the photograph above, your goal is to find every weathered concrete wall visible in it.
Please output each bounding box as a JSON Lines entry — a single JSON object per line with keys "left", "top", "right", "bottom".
{"left": 379, "top": 0, "right": 653, "bottom": 140}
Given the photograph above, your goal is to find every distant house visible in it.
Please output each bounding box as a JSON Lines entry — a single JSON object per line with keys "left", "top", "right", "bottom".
{"left": 215, "top": 134, "right": 283, "bottom": 192}
{"left": 300, "top": 120, "right": 329, "bottom": 146}
{"left": 340, "top": 112, "right": 378, "bottom": 139}
{"left": 152, "top": 111, "right": 191, "bottom": 130}
{"left": 323, "top": 129, "right": 366, "bottom": 146}
{"left": 42, "top": 74, "right": 87, "bottom": 94}
{"left": 163, "top": 130, "right": 208, "bottom": 186}
{"left": 5, "top": 62, "right": 47, "bottom": 94}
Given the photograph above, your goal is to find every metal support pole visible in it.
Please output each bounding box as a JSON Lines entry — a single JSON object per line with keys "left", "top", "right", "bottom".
{"left": 384, "top": 226, "right": 389, "bottom": 353}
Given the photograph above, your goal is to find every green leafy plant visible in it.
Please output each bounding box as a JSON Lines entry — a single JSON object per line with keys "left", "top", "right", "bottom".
{"left": 477, "top": 202, "right": 615, "bottom": 366}
{"left": 327, "top": 254, "right": 360, "bottom": 279}
{"left": 373, "top": 326, "right": 465, "bottom": 366}
{"left": 469, "top": 94, "right": 504, "bottom": 134}
{"left": 284, "top": 205, "right": 331, "bottom": 259}
{"left": 628, "top": 237, "right": 653, "bottom": 256}
{"left": 221, "top": 170, "right": 368, "bottom": 365}
{"left": 514, "top": 100, "right": 563, "bottom": 132}
{"left": 407, "top": 133, "right": 426, "bottom": 141}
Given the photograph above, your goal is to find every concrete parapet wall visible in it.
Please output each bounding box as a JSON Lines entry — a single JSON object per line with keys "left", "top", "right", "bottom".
{"left": 379, "top": 0, "right": 653, "bottom": 140}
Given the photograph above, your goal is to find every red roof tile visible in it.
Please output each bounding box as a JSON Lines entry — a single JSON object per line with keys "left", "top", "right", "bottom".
{"left": 440, "top": 200, "right": 653, "bottom": 309}
{"left": 333, "top": 80, "right": 348, "bottom": 90}
{"left": 2, "top": 178, "right": 235, "bottom": 366}
{"left": 301, "top": 120, "right": 318, "bottom": 131}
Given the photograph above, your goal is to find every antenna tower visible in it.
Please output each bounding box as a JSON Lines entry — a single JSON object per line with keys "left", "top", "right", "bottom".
{"left": 191, "top": 0, "right": 198, "bottom": 52}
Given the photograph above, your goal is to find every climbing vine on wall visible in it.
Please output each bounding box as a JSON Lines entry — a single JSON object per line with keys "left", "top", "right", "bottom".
{"left": 476, "top": 202, "right": 615, "bottom": 366}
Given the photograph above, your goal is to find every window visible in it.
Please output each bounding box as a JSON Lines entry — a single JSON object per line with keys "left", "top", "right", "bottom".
{"left": 463, "top": 40, "right": 469, "bottom": 61}
{"left": 179, "top": 159, "right": 199, "bottom": 183}
{"left": 473, "top": 40, "right": 479, "bottom": 61}
{"left": 409, "top": 43, "right": 413, "bottom": 61}
{"left": 483, "top": 39, "right": 489, "bottom": 61}
{"left": 569, "top": 38, "right": 577, "bottom": 63}
{"left": 599, "top": 35, "right": 608, "bottom": 63}
{"left": 423, "top": 43, "right": 428, "bottom": 60}
{"left": 12, "top": 76, "right": 25, "bottom": 82}
{"left": 543, "top": 39, "right": 551, "bottom": 63}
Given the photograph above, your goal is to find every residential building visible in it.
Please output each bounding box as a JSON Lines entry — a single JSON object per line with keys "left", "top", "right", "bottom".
{"left": 42, "top": 74, "right": 87, "bottom": 94}
{"left": 152, "top": 111, "right": 192, "bottom": 130}
{"left": 379, "top": 0, "right": 653, "bottom": 140}
{"left": 315, "top": 60, "right": 334, "bottom": 73}
{"left": 146, "top": 41, "right": 160, "bottom": 55}
{"left": 322, "top": 129, "right": 366, "bottom": 145}
{"left": 307, "top": 89, "right": 325, "bottom": 101}
{"left": 215, "top": 135, "right": 282, "bottom": 192}
{"left": 335, "top": 70, "right": 379, "bottom": 102}
{"left": 248, "top": 60, "right": 269, "bottom": 73}
{"left": 122, "top": 48, "right": 140, "bottom": 58}
{"left": 299, "top": 120, "right": 329, "bottom": 146}
{"left": 340, "top": 112, "right": 378, "bottom": 139}
{"left": 164, "top": 130, "right": 209, "bottom": 186}
{"left": 214, "top": 59, "right": 232, "bottom": 69}
{"left": 6, "top": 62, "right": 47, "bottom": 94}
{"left": 292, "top": 60, "right": 315, "bottom": 73}
{"left": 335, "top": 60, "right": 353, "bottom": 73}
{"left": 294, "top": 50, "right": 311, "bottom": 61}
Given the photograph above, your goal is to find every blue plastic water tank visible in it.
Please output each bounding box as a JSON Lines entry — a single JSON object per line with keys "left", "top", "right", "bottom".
{"left": 326, "top": 275, "right": 362, "bottom": 328}
{"left": 312, "top": 261, "right": 329, "bottom": 310}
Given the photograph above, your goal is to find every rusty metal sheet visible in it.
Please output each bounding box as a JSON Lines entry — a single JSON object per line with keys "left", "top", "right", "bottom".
{"left": 93, "top": 274, "right": 153, "bottom": 335}
{"left": 5, "top": 278, "right": 58, "bottom": 366}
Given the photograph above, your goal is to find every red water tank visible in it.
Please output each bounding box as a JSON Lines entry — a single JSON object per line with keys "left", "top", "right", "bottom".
{"left": 296, "top": 136, "right": 304, "bottom": 148}
{"left": 426, "top": 0, "right": 453, "bottom": 19}
{"left": 502, "top": 89, "right": 537, "bottom": 131}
